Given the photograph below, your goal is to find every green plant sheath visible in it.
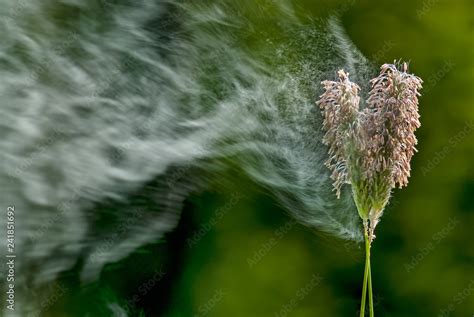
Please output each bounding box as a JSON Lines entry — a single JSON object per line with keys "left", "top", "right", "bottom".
{"left": 360, "top": 230, "right": 374, "bottom": 316}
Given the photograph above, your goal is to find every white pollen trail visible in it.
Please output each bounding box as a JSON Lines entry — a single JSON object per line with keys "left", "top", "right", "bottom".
{"left": 0, "top": 1, "right": 373, "bottom": 314}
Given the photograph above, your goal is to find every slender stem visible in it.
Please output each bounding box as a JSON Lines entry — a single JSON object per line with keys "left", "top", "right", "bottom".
{"left": 367, "top": 235, "right": 374, "bottom": 317}
{"left": 359, "top": 226, "right": 370, "bottom": 317}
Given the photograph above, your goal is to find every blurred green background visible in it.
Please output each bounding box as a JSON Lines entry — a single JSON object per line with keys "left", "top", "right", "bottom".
{"left": 47, "top": 0, "right": 473, "bottom": 316}
{"left": 163, "top": 1, "right": 474, "bottom": 316}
